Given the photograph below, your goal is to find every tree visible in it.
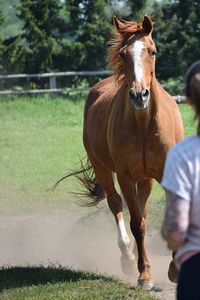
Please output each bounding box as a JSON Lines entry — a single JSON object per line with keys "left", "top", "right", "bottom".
{"left": 106, "top": 0, "right": 149, "bottom": 21}
{"left": 127, "top": 0, "right": 149, "bottom": 20}
{"left": 17, "top": 0, "right": 65, "bottom": 73}
{"left": 176, "top": 0, "right": 200, "bottom": 74}
{"left": 57, "top": 0, "right": 112, "bottom": 73}
{"left": 152, "top": 0, "right": 200, "bottom": 81}
{"left": 0, "top": 1, "right": 26, "bottom": 75}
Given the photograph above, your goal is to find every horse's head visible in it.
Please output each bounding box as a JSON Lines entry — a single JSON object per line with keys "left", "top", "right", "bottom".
{"left": 111, "top": 16, "right": 157, "bottom": 110}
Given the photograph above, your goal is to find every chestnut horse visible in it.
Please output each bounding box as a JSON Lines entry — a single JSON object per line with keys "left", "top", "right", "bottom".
{"left": 63, "top": 16, "right": 184, "bottom": 288}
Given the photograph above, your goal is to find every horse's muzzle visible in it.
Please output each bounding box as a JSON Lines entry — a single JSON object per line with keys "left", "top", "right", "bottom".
{"left": 129, "top": 88, "right": 150, "bottom": 110}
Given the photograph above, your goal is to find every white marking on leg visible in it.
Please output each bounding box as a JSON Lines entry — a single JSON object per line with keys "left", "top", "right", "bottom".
{"left": 117, "top": 218, "right": 136, "bottom": 275}
{"left": 132, "top": 40, "right": 146, "bottom": 84}
{"left": 117, "top": 218, "right": 133, "bottom": 257}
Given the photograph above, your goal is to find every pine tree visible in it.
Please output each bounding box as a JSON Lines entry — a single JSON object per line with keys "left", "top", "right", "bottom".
{"left": 152, "top": 0, "right": 200, "bottom": 81}
{"left": 176, "top": 0, "right": 200, "bottom": 73}
{"left": 127, "top": 0, "right": 148, "bottom": 20}
{"left": 18, "top": 0, "right": 65, "bottom": 73}
{"left": 58, "top": 0, "right": 112, "bottom": 73}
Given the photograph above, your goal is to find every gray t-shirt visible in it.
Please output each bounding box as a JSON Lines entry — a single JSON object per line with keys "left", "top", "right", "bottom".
{"left": 161, "top": 135, "right": 200, "bottom": 267}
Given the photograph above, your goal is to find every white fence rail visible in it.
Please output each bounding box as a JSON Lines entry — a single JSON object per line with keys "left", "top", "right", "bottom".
{"left": 0, "top": 70, "right": 186, "bottom": 103}
{"left": 173, "top": 95, "right": 185, "bottom": 103}
{"left": 0, "top": 70, "right": 111, "bottom": 95}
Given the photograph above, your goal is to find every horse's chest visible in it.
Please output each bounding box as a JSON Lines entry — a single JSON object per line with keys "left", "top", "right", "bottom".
{"left": 112, "top": 133, "right": 168, "bottom": 179}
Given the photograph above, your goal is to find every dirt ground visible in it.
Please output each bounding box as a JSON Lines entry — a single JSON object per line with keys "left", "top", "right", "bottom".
{"left": 0, "top": 203, "right": 176, "bottom": 299}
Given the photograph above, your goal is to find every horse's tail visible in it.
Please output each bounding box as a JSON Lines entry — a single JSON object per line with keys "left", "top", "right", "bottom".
{"left": 52, "top": 157, "right": 106, "bottom": 207}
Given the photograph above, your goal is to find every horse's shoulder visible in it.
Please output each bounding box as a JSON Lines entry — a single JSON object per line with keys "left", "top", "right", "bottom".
{"left": 91, "top": 75, "right": 116, "bottom": 92}
{"left": 84, "top": 76, "right": 116, "bottom": 112}
{"left": 87, "top": 76, "right": 117, "bottom": 101}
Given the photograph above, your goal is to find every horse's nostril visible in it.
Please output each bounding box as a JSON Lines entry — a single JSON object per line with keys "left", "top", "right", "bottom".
{"left": 142, "top": 89, "right": 149, "bottom": 98}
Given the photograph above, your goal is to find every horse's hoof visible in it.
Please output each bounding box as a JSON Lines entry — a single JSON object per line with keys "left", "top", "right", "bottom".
{"left": 120, "top": 254, "right": 136, "bottom": 276}
{"left": 137, "top": 279, "right": 154, "bottom": 290}
{"left": 168, "top": 260, "right": 178, "bottom": 283}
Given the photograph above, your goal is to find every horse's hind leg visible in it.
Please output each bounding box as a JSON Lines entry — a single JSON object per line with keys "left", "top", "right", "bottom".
{"left": 89, "top": 157, "right": 135, "bottom": 275}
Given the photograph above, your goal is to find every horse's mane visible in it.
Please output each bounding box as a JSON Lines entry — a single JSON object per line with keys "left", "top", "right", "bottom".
{"left": 107, "top": 21, "right": 143, "bottom": 78}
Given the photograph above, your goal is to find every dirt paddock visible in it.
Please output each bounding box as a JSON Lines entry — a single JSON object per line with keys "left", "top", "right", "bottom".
{"left": 0, "top": 204, "right": 176, "bottom": 299}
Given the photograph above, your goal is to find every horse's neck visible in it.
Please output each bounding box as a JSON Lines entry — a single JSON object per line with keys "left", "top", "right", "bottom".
{"left": 150, "top": 77, "right": 163, "bottom": 106}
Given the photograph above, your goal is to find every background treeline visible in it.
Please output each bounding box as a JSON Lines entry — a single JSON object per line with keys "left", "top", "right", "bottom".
{"left": 0, "top": 0, "right": 200, "bottom": 93}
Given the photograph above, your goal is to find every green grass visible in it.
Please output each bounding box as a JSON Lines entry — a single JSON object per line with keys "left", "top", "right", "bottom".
{"left": 0, "top": 97, "right": 196, "bottom": 216}
{"left": 0, "top": 266, "right": 157, "bottom": 300}
{"left": 0, "top": 96, "right": 85, "bottom": 212}
{"left": 179, "top": 103, "right": 197, "bottom": 136}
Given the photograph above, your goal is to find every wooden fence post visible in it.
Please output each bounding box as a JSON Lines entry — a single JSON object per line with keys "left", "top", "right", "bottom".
{"left": 49, "top": 75, "right": 56, "bottom": 98}
{"left": 49, "top": 76, "right": 56, "bottom": 90}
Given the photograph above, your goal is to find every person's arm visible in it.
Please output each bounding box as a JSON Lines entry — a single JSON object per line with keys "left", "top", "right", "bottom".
{"left": 161, "top": 190, "right": 190, "bottom": 251}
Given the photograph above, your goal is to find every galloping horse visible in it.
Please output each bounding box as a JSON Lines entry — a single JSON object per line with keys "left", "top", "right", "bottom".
{"left": 71, "top": 16, "right": 183, "bottom": 288}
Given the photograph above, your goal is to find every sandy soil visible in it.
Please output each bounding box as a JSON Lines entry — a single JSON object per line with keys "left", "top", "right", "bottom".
{"left": 0, "top": 204, "right": 176, "bottom": 299}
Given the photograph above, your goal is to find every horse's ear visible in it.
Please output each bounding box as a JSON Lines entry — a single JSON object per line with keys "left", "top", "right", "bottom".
{"left": 142, "top": 16, "right": 153, "bottom": 35}
{"left": 113, "top": 16, "right": 125, "bottom": 32}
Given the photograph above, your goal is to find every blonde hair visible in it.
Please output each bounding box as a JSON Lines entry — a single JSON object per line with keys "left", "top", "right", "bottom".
{"left": 185, "top": 60, "right": 200, "bottom": 135}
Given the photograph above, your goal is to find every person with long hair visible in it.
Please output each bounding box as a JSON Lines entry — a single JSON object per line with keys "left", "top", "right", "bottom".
{"left": 161, "top": 60, "right": 200, "bottom": 300}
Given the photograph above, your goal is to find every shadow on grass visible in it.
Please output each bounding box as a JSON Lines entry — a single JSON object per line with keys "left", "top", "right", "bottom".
{"left": 0, "top": 265, "right": 114, "bottom": 291}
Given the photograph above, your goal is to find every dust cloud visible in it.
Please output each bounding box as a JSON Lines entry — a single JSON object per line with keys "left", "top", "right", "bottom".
{"left": 0, "top": 202, "right": 176, "bottom": 299}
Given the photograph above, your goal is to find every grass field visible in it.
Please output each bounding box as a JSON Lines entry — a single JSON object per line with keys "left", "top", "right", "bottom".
{"left": 0, "top": 95, "right": 85, "bottom": 213}
{"left": 0, "top": 95, "right": 196, "bottom": 299}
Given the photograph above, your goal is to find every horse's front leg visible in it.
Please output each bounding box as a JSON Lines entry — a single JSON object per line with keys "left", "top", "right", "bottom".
{"left": 107, "top": 191, "right": 136, "bottom": 276}
{"left": 118, "top": 175, "right": 154, "bottom": 289}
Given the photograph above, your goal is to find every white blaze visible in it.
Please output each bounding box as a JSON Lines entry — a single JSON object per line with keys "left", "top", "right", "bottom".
{"left": 132, "top": 40, "right": 146, "bottom": 84}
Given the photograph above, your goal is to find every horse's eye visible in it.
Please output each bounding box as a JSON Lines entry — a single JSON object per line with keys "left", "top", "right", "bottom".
{"left": 149, "top": 50, "right": 157, "bottom": 57}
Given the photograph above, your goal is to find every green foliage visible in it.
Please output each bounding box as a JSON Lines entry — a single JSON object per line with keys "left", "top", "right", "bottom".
{"left": 1, "top": 36, "right": 26, "bottom": 74}
{"left": 127, "top": 0, "right": 149, "bottom": 20}
{"left": 105, "top": 0, "right": 150, "bottom": 21}
{"left": 161, "top": 76, "right": 184, "bottom": 95}
{"left": 62, "top": 0, "right": 112, "bottom": 72}
{"left": 152, "top": 0, "right": 200, "bottom": 80}
{"left": 17, "top": 0, "right": 64, "bottom": 73}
